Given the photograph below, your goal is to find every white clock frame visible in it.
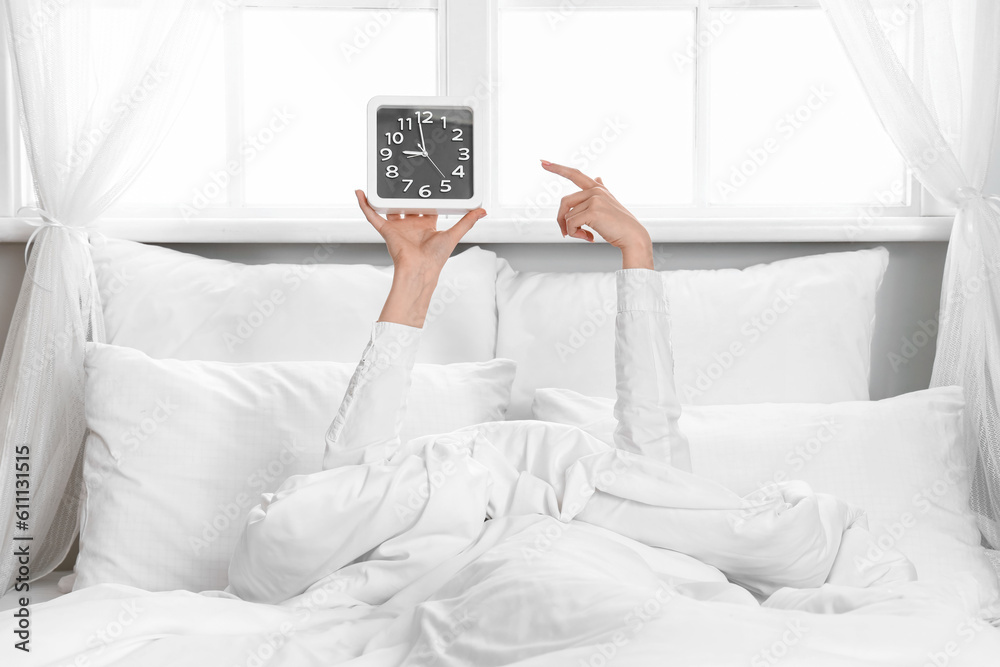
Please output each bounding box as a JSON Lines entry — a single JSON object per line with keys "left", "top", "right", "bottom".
{"left": 367, "top": 95, "right": 483, "bottom": 215}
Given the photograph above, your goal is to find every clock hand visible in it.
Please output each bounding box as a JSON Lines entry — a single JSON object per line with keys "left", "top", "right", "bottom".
{"left": 415, "top": 118, "right": 447, "bottom": 178}
{"left": 417, "top": 115, "right": 428, "bottom": 157}
{"left": 423, "top": 151, "right": 446, "bottom": 179}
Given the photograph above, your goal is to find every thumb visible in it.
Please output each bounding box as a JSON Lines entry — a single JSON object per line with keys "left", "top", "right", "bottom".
{"left": 446, "top": 208, "right": 486, "bottom": 244}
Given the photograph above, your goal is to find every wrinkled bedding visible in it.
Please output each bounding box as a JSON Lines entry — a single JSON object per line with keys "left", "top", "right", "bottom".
{"left": 4, "top": 514, "right": 999, "bottom": 666}
{"left": 6, "top": 269, "right": 999, "bottom": 665}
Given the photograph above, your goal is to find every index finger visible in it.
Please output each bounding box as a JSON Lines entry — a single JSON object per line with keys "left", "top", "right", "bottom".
{"left": 541, "top": 160, "right": 599, "bottom": 190}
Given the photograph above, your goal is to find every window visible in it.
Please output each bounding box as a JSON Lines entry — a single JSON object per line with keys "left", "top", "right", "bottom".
{"left": 116, "top": 1, "right": 439, "bottom": 214}
{"left": 705, "top": 8, "right": 907, "bottom": 206}
{"left": 496, "top": 0, "right": 916, "bottom": 221}
{"left": 498, "top": 8, "right": 696, "bottom": 207}
{"left": 1, "top": 0, "right": 951, "bottom": 242}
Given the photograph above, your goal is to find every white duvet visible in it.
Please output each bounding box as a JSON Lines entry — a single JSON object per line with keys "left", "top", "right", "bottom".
{"left": 5, "top": 518, "right": 999, "bottom": 666}
{"left": 5, "top": 269, "right": 999, "bottom": 665}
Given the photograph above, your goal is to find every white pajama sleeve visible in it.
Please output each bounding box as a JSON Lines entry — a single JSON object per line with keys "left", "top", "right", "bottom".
{"left": 613, "top": 268, "right": 692, "bottom": 470}
{"left": 323, "top": 320, "right": 423, "bottom": 469}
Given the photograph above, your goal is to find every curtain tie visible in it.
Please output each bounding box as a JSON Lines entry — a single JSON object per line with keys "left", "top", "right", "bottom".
{"left": 955, "top": 187, "right": 1000, "bottom": 214}
{"left": 17, "top": 206, "right": 91, "bottom": 266}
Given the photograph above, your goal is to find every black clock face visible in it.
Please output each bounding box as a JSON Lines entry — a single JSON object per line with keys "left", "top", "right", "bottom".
{"left": 375, "top": 106, "right": 473, "bottom": 200}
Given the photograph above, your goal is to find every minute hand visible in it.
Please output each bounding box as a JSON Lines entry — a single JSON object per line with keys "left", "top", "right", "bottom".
{"left": 423, "top": 150, "right": 446, "bottom": 179}
{"left": 416, "top": 117, "right": 446, "bottom": 178}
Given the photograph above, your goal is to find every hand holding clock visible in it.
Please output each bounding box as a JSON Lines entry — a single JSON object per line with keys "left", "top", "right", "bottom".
{"left": 541, "top": 160, "right": 654, "bottom": 270}
{"left": 355, "top": 189, "right": 486, "bottom": 327}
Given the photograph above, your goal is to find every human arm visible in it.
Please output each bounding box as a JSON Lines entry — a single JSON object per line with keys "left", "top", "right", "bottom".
{"left": 542, "top": 162, "right": 690, "bottom": 469}
{"left": 322, "top": 192, "right": 486, "bottom": 469}
{"left": 540, "top": 159, "right": 653, "bottom": 270}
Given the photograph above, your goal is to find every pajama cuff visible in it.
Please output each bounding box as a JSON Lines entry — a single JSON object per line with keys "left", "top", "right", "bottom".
{"left": 616, "top": 269, "right": 667, "bottom": 314}
{"left": 364, "top": 320, "right": 423, "bottom": 371}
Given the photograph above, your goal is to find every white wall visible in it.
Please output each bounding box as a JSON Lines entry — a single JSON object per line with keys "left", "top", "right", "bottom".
{"left": 0, "top": 144, "right": 998, "bottom": 399}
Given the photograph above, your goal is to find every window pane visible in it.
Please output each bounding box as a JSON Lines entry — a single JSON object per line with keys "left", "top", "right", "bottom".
{"left": 707, "top": 9, "right": 907, "bottom": 206}
{"left": 243, "top": 8, "right": 437, "bottom": 207}
{"left": 116, "top": 28, "right": 227, "bottom": 208}
{"left": 499, "top": 9, "right": 695, "bottom": 208}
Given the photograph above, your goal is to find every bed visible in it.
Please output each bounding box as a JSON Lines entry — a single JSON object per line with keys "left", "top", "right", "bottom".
{"left": 2, "top": 238, "right": 999, "bottom": 666}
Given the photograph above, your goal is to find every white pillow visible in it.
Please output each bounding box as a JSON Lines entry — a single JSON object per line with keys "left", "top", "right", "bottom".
{"left": 91, "top": 238, "right": 499, "bottom": 364}
{"left": 497, "top": 248, "right": 888, "bottom": 418}
{"left": 532, "top": 386, "right": 999, "bottom": 610}
{"left": 76, "top": 342, "right": 516, "bottom": 593}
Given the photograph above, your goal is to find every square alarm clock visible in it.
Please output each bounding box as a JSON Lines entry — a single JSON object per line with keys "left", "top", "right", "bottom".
{"left": 367, "top": 95, "right": 482, "bottom": 214}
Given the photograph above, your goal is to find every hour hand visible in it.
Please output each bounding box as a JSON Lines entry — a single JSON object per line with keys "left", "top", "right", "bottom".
{"left": 402, "top": 150, "right": 424, "bottom": 158}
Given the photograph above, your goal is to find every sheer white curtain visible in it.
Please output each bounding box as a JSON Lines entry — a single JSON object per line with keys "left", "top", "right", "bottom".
{"left": 0, "top": 0, "right": 219, "bottom": 594}
{"left": 819, "top": 0, "right": 1000, "bottom": 555}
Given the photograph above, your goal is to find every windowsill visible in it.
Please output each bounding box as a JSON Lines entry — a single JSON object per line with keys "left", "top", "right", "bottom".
{"left": 0, "top": 215, "right": 953, "bottom": 244}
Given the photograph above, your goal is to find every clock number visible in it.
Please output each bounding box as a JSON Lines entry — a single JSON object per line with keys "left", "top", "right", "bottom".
{"left": 380, "top": 148, "right": 392, "bottom": 161}
{"left": 440, "top": 179, "right": 452, "bottom": 193}
{"left": 451, "top": 128, "right": 463, "bottom": 142}
{"left": 440, "top": 115, "right": 447, "bottom": 129}
{"left": 397, "top": 117, "right": 412, "bottom": 131}
{"left": 402, "top": 179, "right": 413, "bottom": 192}
{"left": 385, "top": 131, "right": 403, "bottom": 145}
{"left": 419, "top": 185, "right": 432, "bottom": 198}
{"left": 458, "top": 148, "right": 470, "bottom": 161}
{"left": 418, "top": 111, "right": 433, "bottom": 123}
{"left": 385, "top": 165, "right": 398, "bottom": 178}
{"left": 452, "top": 165, "right": 465, "bottom": 178}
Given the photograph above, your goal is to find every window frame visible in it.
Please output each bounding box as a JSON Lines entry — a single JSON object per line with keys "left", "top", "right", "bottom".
{"left": 0, "top": 0, "right": 955, "bottom": 243}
